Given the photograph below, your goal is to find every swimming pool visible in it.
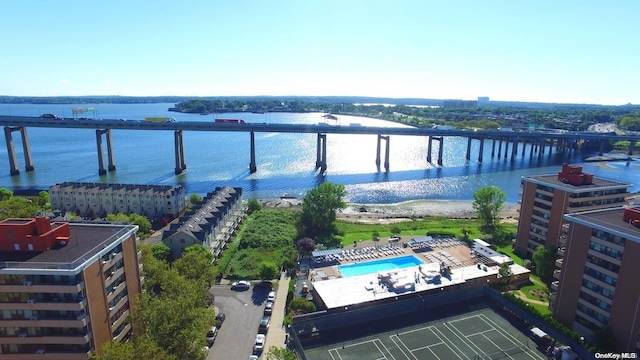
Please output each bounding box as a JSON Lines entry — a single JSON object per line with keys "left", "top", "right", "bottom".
{"left": 339, "top": 255, "right": 423, "bottom": 277}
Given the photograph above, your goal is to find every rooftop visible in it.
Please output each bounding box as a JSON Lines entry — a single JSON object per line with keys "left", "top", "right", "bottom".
{"left": 523, "top": 173, "right": 631, "bottom": 193}
{"left": 0, "top": 223, "right": 138, "bottom": 273}
{"left": 565, "top": 207, "right": 640, "bottom": 243}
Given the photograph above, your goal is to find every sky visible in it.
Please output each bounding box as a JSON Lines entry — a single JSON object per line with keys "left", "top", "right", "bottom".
{"left": 1, "top": 1, "right": 639, "bottom": 105}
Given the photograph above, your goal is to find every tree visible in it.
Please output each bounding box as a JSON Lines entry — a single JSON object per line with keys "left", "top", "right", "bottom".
{"left": 0, "top": 196, "right": 40, "bottom": 220}
{"left": 259, "top": 261, "right": 278, "bottom": 280}
{"left": 150, "top": 243, "right": 172, "bottom": 263}
{"left": 129, "top": 213, "right": 152, "bottom": 235}
{"left": 0, "top": 188, "right": 13, "bottom": 201}
{"left": 91, "top": 334, "right": 176, "bottom": 360}
{"left": 390, "top": 225, "right": 401, "bottom": 236}
{"left": 532, "top": 245, "right": 557, "bottom": 284}
{"left": 265, "top": 346, "right": 297, "bottom": 360}
{"left": 173, "top": 245, "right": 217, "bottom": 289}
{"left": 296, "top": 237, "right": 316, "bottom": 258}
{"left": 298, "top": 182, "right": 346, "bottom": 244}
{"left": 472, "top": 186, "right": 506, "bottom": 228}
{"left": 189, "top": 194, "right": 202, "bottom": 205}
{"left": 288, "top": 297, "right": 316, "bottom": 314}
{"left": 38, "top": 190, "right": 50, "bottom": 207}
{"left": 247, "top": 198, "right": 262, "bottom": 214}
{"left": 498, "top": 262, "right": 513, "bottom": 284}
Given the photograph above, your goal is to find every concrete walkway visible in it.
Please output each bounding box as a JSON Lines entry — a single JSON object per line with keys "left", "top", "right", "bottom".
{"left": 261, "top": 271, "right": 290, "bottom": 358}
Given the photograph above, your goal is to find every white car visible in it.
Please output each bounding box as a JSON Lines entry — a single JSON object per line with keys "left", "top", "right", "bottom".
{"left": 253, "top": 334, "right": 266, "bottom": 353}
{"left": 231, "top": 280, "right": 251, "bottom": 290}
{"left": 267, "top": 291, "right": 276, "bottom": 302}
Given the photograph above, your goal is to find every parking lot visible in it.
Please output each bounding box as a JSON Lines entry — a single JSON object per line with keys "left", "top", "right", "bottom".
{"left": 207, "top": 283, "right": 273, "bottom": 360}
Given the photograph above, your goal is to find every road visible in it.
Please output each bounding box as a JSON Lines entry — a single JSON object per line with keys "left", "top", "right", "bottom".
{"left": 207, "top": 284, "right": 272, "bottom": 360}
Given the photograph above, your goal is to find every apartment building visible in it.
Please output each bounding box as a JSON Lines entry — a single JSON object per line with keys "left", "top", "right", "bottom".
{"left": 161, "top": 187, "right": 244, "bottom": 260}
{"left": 49, "top": 182, "right": 187, "bottom": 221}
{"left": 515, "top": 164, "right": 631, "bottom": 256}
{"left": 552, "top": 206, "right": 640, "bottom": 351}
{"left": 0, "top": 217, "right": 142, "bottom": 359}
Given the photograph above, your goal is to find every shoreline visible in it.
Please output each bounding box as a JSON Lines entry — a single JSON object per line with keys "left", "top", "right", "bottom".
{"left": 258, "top": 198, "right": 521, "bottom": 223}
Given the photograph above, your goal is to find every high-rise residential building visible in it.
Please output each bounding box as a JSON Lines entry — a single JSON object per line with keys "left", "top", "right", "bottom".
{"left": 552, "top": 206, "right": 640, "bottom": 351}
{"left": 515, "top": 164, "right": 631, "bottom": 257}
{"left": 49, "top": 182, "right": 187, "bottom": 221}
{"left": 0, "top": 217, "right": 141, "bottom": 359}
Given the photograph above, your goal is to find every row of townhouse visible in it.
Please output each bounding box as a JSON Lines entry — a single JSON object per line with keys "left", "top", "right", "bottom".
{"left": 49, "top": 182, "right": 187, "bottom": 220}
{"left": 161, "top": 187, "right": 244, "bottom": 260}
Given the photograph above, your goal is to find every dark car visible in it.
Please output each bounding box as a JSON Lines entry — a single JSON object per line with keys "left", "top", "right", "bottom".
{"left": 231, "top": 280, "right": 251, "bottom": 290}
{"left": 258, "top": 315, "right": 270, "bottom": 334}
{"left": 40, "top": 113, "right": 62, "bottom": 120}
{"left": 215, "top": 312, "right": 226, "bottom": 327}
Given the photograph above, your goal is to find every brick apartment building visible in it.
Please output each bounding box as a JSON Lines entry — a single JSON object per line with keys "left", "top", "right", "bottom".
{"left": 0, "top": 217, "right": 142, "bottom": 359}
{"left": 553, "top": 206, "right": 640, "bottom": 351}
{"left": 515, "top": 164, "right": 631, "bottom": 256}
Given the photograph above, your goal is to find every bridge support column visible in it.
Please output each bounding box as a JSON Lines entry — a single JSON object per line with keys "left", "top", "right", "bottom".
{"left": 491, "top": 140, "right": 496, "bottom": 158}
{"left": 477, "top": 138, "right": 484, "bottom": 163}
{"left": 465, "top": 137, "right": 472, "bottom": 161}
{"left": 427, "top": 137, "right": 433, "bottom": 163}
{"left": 4, "top": 127, "right": 21, "bottom": 175}
{"left": 598, "top": 140, "right": 605, "bottom": 156}
{"left": 437, "top": 137, "right": 444, "bottom": 166}
{"left": 629, "top": 140, "right": 636, "bottom": 156}
{"left": 511, "top": 138, "right": 518, "bottom": 160}
{"left": 522, "top": 140, "right": 527, "bottom": 158}
{"left": 316, "top": 133, "right": 327, "bottom": 172}
{"left": 96, "top": 129, "right": 116, "bottom": 175}
{"left": 174, "top": 130, "right": 186, "bottom": 175}
{"left": 497, "top": 140, "right": 503, "bottom": 159}
{"left": 376, "top": 135, "right": 390, "bottom": 171}
{"left": 503, "top": 141, "right": 509, "bottom": 159}
{"left": 249, "top": 131, "right": 257, "bottom": 173}
{"left": 529, "top": 141, "right": 535, "bottom": 158}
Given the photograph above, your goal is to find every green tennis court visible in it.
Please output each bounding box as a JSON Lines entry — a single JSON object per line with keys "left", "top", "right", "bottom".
{"left": 302, "top": 305, "right": 547, "bottom": 360}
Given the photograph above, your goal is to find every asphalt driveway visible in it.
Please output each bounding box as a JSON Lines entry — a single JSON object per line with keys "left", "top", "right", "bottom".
{"left": 207, "top": 284, "right": 272, "bottom": 360}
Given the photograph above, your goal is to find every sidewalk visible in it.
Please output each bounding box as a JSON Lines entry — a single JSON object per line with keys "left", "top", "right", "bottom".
{"left": 261, "top": 270, "right": 290, "bottom": 357}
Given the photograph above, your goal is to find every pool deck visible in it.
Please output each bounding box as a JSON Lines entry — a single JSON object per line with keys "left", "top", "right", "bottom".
{"left": 309, "top": 237, "right": 526, "bottom": 310}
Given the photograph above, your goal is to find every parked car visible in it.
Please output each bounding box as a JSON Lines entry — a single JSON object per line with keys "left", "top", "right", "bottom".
{"left": 253, "top": 334, "right": 266, "bottom": 354}
{"left": 248, "top": 356, "right": 259, "bottom": 360}
{"left": 258, "top": 315, "right": 270, "bottom": 333}
{"left": 231, "top": 280, "right": 251, "bottom": 290}
{"left": 205, "top": 326, "right": 218, "bottom": 346}
{"left": 267, "top": 291, "right": 276, "bottom": 302}
{"left": 264, "top": 301, "right": 273, "bottom": 315}
{"left": 215, "top": 312, "right": 226, "bottom": 327}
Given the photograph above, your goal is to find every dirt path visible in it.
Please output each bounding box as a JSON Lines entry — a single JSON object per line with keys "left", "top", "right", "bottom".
{"left": 511, "top": 290, "right": 549, "bottom": 306}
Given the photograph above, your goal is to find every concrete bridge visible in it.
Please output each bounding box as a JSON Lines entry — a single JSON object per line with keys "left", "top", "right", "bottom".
{"left": 0, "top": 115, "right": 638, "bottom": 176}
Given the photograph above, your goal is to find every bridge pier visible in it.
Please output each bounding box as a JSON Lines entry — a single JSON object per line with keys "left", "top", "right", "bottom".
{"left": 511, "top": 138, "right": 518, "bottom": 160}
{"left": 249, "top": 131, "right": 257, "bottom": 173}
{"left": 491, "top": 140, "right": 496, "bottom": 158}
{"left": 465, "top": 138, "right": 472, "bottom": 161}
{"left": 427, "top": 136, "right": 444, "bottom": 166}
{"left": 174, "top": 130, "right": 186, "bottom": 175}
{"left": 629, "top": 140, "right": 636, "bottom": 156}
{"left": 376, "top": 135, "right": 390, "bottom": 171}
{"left": 316, "top": 133, "right": 327, "bottom": 172}
{"left": 497, "top": 140, "right": 503, "bottom": 159}
{"left": 503, "top": 140, "right": 509, "bottom": 159}
{"left": 598, "top": 140, "right": 605, "bottom": 156}
{"left": 477, "top": 138, "right": 484, "bottom": 163}
{"left": 96, "top": 129, "right": 116, "bottom": 175}
{"left": 3, "top": 126, "right": 34, "bottom": 175}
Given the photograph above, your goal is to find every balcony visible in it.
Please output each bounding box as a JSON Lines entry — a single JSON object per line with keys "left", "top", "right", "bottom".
{"left": 1, "top": 350, "right": 91, "bottom": 360}
{"left": 549, "top": 292, "right": 556, "bottom": 302}
{"left": 551, "top": 281, "right": 559, "bottom": 291}
{"left": 113, "top": 323, "right": 132, "bottom": 342}
{"left": 1, "top": 297, "right": 87, "bottom": 312}
{"left": 553, "top": 270, "right": 561, "bottom": 280}
{"left": 557, "top": 247, "right": 565, "bottom": 257}
{"left": 0, "top": 281, "right": 85, "bottom": 294}
{"left": 555, "top": 258, "right": 563, "bottom": 268}
{"left": 0, "top": 313, "right": 88, "bottom": 328}
{"left": 1, "top": 331, "right": 92, "bottom": 345}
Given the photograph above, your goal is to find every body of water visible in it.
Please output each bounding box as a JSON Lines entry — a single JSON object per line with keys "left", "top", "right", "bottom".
{"left": 1, "top": 103, "right": 639, "bottom": 203}
{"left": 339, "top": 255, "right": 424, "bottom": 277}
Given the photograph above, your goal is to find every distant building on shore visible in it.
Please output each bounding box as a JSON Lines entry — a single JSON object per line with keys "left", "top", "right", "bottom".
{"left": 161, "top": 187, "right": 244, "bottom": 260}
{"left": 49, "top": 182, "right": 187, "bottom": 221}
{"left": 515, "top": 164, "right": 632, "bottom": 257}
{"left": 442, "top": 99, "right": 478, "bottom": 108}
{"left": 0, "top": 217, "right": 142, "bottom": 359}
{"left": 553, "top": 206, "right": 640, "bottom": 351}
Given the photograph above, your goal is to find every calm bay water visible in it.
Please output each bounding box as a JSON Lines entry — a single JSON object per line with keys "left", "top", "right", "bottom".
{"left": 1, "top": 103, "right": 639, "bottom": 203}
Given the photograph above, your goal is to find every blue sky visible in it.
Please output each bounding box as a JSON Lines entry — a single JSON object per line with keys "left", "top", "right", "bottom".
{"left": 1, "top": 1, "right": 638, "bottom": 105}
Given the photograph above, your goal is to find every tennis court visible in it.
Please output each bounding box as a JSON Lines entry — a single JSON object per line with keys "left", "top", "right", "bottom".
{"left": 302, "top": 305, "right": 547, "bottom": 360}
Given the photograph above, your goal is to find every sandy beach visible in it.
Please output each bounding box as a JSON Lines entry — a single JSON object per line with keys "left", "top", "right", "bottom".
{"left": 259, "top": 198, "right": 521, "bottom": 224}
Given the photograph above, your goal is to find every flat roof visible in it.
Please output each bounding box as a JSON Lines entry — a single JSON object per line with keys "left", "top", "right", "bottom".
{"left": 312, "top": 259, "right": 523, "bottom": 310}
{"left": 565, "top": 207, "right": 640, "bottom": 243}
{"left": 523, "top": 173, "right": 631, "bottom": 193}
{"left": 0, "top": 223, "right": 138, "bottom": 274}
